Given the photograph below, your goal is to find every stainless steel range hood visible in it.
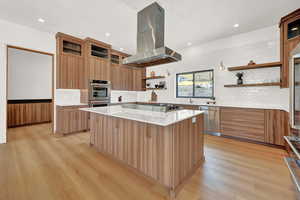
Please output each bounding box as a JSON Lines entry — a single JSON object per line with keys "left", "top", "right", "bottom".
{"left": 123, "top": 2, "right": 182, "bottom": 67}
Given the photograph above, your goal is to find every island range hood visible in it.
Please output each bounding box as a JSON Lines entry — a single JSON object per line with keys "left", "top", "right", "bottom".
{"left": 123, "top": 2, "right": 182, "bottom": 67}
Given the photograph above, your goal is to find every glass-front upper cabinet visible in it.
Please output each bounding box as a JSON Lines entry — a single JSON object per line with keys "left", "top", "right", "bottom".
{"left": 290, "top": 43, "right": 300, "bottom": 130}
{"left": 288, "top": 18, "right": 300, "bottom": 40}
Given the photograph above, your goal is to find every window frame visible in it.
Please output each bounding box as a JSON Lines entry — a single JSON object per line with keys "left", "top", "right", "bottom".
{"left": 176, "top": 69, "right": 214, "bottom": 99}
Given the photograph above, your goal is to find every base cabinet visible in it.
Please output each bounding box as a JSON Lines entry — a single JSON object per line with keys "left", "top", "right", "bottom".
{"left": 220, "top": 107, "right": 289, "bottom": 145}
{"left": 7, "top": 102, "right": 52, "bottom": 127}
{"left": 90, "top": 113, "right": 204, "bottom": 193}
{"left": 265, "top": 109, "right": 289, "bottom": 145}
{"left": 220, "top": 107, "right": 265, "bottom": 142}
{"left": 56, "top": 105, "right": 88, "bottom": 135}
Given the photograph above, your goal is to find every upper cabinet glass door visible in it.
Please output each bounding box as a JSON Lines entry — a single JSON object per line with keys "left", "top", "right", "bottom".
{"left": 294, "top": 54, "right": 300, "bottom": 129}
{"left": 288, "top": 18, "right": 300, "bottom": 40}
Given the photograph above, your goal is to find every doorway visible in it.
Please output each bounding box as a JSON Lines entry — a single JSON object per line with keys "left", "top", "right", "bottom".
{"left": 6, "top": 45, "right": 54, "bottom": 140}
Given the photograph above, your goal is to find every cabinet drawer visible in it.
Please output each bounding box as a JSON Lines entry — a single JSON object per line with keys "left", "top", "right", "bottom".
{"left": 220, "top": 107, "right": 265, "bottom": 142}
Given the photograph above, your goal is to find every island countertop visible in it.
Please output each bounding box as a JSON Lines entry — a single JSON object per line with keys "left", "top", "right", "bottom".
{"left": 80, "top": 105, "right": 204, "bottom": 126}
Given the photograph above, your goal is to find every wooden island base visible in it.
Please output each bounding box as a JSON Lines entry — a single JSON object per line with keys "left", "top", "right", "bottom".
{"left": 89, "top": 113, "right": 204, "bottom": 199}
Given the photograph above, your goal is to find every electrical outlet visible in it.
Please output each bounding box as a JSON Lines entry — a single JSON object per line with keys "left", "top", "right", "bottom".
{"left": 192, "top": 117, "right": 196, "bottom": 123}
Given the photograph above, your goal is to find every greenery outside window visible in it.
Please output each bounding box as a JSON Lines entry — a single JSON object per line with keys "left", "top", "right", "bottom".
{"left": 176, "top": 70, "right": 214, "bottom": 99}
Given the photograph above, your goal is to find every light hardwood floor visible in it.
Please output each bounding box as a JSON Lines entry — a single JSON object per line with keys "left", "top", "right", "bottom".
{"left": 0, "top": 123, "right": 297, "bottom": 200}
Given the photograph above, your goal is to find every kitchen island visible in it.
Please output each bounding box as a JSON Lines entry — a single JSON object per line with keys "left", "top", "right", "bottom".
{"left": 81, "top": 105, "right": 204, "bottom": 199}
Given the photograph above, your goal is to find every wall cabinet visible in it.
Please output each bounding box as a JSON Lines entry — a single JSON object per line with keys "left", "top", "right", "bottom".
{"left": 280, "top": 9, "right": 300, "bottom": 88}
{"left": 110, "top": 49, "right": 146, "bottom": 91}
{"left": 56, "top": 33, "right": 86, "bottom": 89}
{"left": 56, "top": 33, "right": 146, "bottom": 91}
{"left": 56, "top": 105, "right": 89, "bottom": 135}
{"left": 84, "top": 38, "right": 111, "bottom": 85}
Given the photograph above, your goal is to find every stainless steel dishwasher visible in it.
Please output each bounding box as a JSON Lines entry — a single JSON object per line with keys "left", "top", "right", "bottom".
{"left": 199, "top": 106, "right": 221, "bottom": 136}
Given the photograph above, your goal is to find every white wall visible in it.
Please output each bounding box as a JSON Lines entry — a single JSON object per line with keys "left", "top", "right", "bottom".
{"left": 0, "top": 19, "right": 55, "bottom": 144}
{"left": 138, "top": 25, "right": 289, "bottom": 111}
{"left": 7, "top": 48, "right": 52, "bottom": 100}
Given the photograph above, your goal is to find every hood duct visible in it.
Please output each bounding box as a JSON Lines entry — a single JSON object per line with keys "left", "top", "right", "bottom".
{"left": 123, "top": 2, "right": 182, "bottom": 67}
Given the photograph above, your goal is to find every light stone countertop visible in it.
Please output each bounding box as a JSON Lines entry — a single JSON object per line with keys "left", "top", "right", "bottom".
{"left": 80, "top": 105, "right": 204, "bottom": 126}
{"left": 138, "top": 101, "right": 288, "bottom": 111}
{"left": 56, "top": 103, "right": 88, "bottom": 107}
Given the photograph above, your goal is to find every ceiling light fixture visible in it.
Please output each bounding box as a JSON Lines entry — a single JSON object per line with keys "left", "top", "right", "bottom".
{"left": 187, "top": 42, "right": 192, "bottom": 46}
{"left": 233, "top": 24, "right": 239, "bottom": 28}
{"left": 38, "top": 18, "right": 45, "bottom": 23}
{"left": 105, "top": 32, "right": 111, "bottom": 37}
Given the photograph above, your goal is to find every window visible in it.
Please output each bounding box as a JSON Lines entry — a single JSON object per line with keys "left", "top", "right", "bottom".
{"left": 176, "top": 70, "right": 214, "bottom": 98}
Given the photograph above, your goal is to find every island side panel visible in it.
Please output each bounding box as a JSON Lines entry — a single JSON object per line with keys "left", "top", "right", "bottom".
{"left": 89, "top": 113, "right": 173, "bottom": 188}
{"left": 170, "top": 114, "right": 204, "bottom": 191}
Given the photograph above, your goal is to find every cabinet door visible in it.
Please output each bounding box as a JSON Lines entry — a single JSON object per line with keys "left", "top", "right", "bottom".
{"left": 56, "top": 106, "right": 88, "bottom": 134}
{"left": 58, "top": 54, "right": 84, "bottom": 89}
{"left": 132, "top": 68, "right": 145, "bottom": 91}
{"left": 220, "top": 107, "right": 265, "bottom": 142}
{"left": 88, "top": 57, "right": 110, "bottom": 81}
{"left": 110, "top": 65, "right": 121, "bottom": 90}
{"left": 265, "top": 110, "right": 289, "bottom": 145}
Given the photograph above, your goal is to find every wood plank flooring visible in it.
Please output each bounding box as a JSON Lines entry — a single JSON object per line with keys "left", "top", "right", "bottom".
{"left": 0, "top": 123, "right": 297, "bottom": 200}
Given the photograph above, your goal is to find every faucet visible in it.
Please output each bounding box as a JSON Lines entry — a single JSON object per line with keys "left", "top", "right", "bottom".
{"left": 189, "top": 98, "right": 193, "bottom": 104}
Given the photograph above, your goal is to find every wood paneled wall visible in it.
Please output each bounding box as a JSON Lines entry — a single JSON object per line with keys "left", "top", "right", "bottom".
{"left": 90, "top": 113, "right": 204, "bottom": 197}
{"left": 7, "top": 102, "right": 52, "bottom": 128}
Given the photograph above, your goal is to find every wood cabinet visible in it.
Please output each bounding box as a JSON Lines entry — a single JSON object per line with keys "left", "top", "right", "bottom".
{"left": 84, "top": 38, "right": 111, "bottom": 86}
{"left": 265, "top": 109, "right": 289, "bottom": 145}
{"left": 7, "top": 102, "right": 52, "bottom": 127}
{"left": 56, "top": 33, "right": 86, "bottom": 89}
{"left": 110, "top": 49, "right": 146, "bottom": 91}
{"left": 280, "top": 9, "right": 300, "bottom": 88}
{"left": 220, "top": 107, "right": 289, "bottom": 145}
{"left": 132, "top": 68, "right": 146, "bottom": 91}
{"left": 56, "top": 105, "right": 89, "bottom": 135}
{"left": 220, "top": 107, "right": 266, "bottom": 142}
{"left": 90, "top": 112, "right": 204, "bottom": 197}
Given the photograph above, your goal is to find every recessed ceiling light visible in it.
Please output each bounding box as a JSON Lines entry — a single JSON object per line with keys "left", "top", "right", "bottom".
{"left": 38, "top": 18, "right": 45, "bottom": 23}
{"left": 120, "top": 48, "right": 124, "bottom": 51}
{"left": 105, "top": 32, "right": 111, "bottom": 37}
{"left": 187, "top": 42, "right": 192, "bottom": 46}
{"left": 233, "top": 24, "right": 239, "bottom": 28}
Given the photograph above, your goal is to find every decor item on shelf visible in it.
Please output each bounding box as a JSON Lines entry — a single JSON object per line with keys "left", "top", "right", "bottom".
{"left": 219, "top": 61, "right": 226, "bottom": 71}
{"left": 166, "top": 69, "right": 171, "bottom": 76}
{"left": 236, "top": 72, "right": 244, "bottom": 85}
{"left": 146, "top": 83, "right": 151, "bottom": 88}
{"left": 248, "top": 60, "right": 256, "bottom": 65}
{"left": 158, "top": 81, "right": 166, "bottom": 89}
{"left": 151, "top": 90, "right": 157, "bottom": 102}
{"left": 118, "top": 96, "right": 122, "bottom": 102}
{"left": 155, "top": 84, "right": 159, "bottom": 88}
{"left": 151, "top": 71, "right": 156, "bottom": 77}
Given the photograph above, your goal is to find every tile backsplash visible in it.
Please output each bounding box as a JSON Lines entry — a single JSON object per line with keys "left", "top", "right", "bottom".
{"left": 110, "top": 90, "right": 138, "bottom": 103}
{"left": 55, "top": 89, "right": 81, "bottom": 105}
{"left": 55, "top": 89, "right": 139, "bottom": 105}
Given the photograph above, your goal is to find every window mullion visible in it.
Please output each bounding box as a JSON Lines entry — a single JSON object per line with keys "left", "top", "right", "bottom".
{"left": 193, "top": 72, "right": 195, "bottom": 97}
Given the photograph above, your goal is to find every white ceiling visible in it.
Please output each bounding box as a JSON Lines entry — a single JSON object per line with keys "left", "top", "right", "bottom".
{"left": 0, "top": 0, "right": 299, "bottom": 54}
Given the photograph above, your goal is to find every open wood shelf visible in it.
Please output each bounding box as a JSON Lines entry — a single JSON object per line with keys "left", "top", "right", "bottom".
{"left": 227, "top": 61, "right": 282, "bottom": 71}
{"left": 143, "top": 76, "right": 165, "bottom": 80}
{"left": 144, "top": 88, "right": 167, "bottom": 90}
{"left": 224, "top": 82, "right": 281, "bottom": 87}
